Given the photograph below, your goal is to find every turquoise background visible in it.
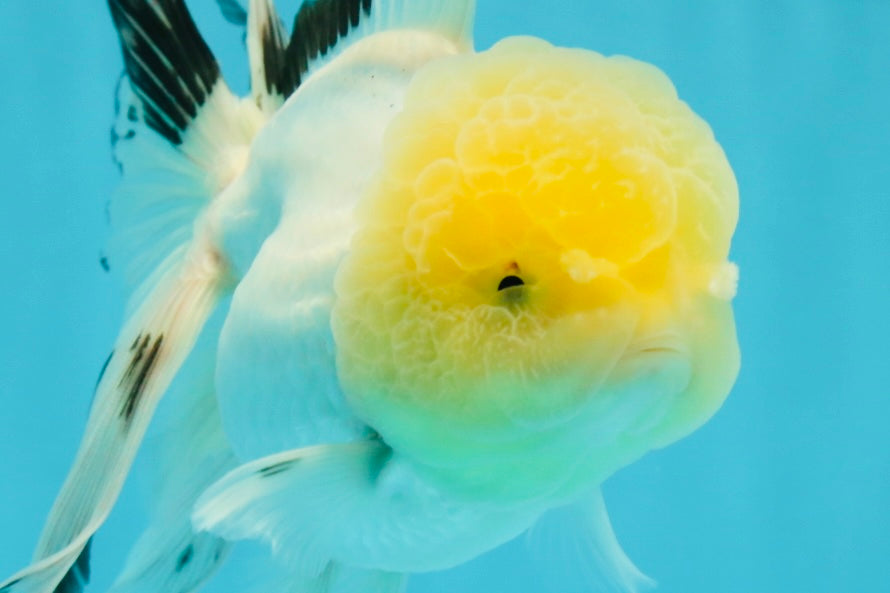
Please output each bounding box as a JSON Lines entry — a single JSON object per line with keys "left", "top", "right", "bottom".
{"left": 1, "top": 1, "right": 888, "bottom": 592}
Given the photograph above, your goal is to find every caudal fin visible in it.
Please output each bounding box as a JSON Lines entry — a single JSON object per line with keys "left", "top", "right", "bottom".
{"left": 106, "top": 322, "right": 237, "bottom": 593}
{"left": 0, "top": 1, "right": 259, "bottom": 591}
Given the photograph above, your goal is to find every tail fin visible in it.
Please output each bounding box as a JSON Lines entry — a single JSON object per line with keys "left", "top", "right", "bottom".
{"left": 107, "top": 0, "right": 265, "bottom": 300}
{"left": 0, "top": 244, "right": 230, "bottom": 593}
{"left": 107, "top": 328, "right": 237, "bottom": 593}
{"left": 0, "top": 1, "right": 260, "bottom": 590}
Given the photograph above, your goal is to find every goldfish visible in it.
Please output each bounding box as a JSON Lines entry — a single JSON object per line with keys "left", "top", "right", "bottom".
{"left": 0, "top": 0, "right": 739, "bottom": 592}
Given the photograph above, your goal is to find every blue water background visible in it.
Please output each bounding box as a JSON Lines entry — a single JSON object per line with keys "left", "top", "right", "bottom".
{"left": 1, "top": 1, "right": 888, "bottom": 592}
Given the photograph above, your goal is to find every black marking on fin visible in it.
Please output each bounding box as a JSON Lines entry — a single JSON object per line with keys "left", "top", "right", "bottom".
{"left": 95, "top": 350, "right": 115, "bottom": 392}
{"left": 89, "top": 350, "right": 115, "bottom": 412}
{"left": 175, "top": 544, "right": 194, "bottom": 572}
{"left": 258, "top": 459, "right": 297, "bottom": 478}
{"left": 110, "top": 127, "right": 124, "bottom": 173}
{"left": 368, "top": 442, "right": 393, "bottom": 485}
{"left": 256, "top": 2, "right": 289, "bottom": 100}
{"left": 216, "top": 0, "right": 247, "bottom": 26}
{"left": 270, "top": 0, "right": 373, "bottom": 100}
{"left": 119, "top": 333, "right": 164, "bottom": 423}
{"left": 108, "top": 0, "right": 221, "bottom": 145}
{"left": 52, "top": 537, "right": 92, "bottom": 593}
{"left": 110, "top": 72, "right": 128, "bottom": 174}
{"left": 0, "top": 578, "right": 22, "bottom": 592}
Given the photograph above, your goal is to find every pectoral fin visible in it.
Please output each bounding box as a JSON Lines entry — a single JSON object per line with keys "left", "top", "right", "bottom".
{"left": 193, "top": 440, "right": 407, "bottom": 592}
{"left": 193, "top": 441, "right": 390, "bottom": 576}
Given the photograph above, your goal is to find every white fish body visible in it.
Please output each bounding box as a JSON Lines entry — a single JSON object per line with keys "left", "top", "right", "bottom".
{"left": 211, "top": 28, "right": 467, "bottom": 459}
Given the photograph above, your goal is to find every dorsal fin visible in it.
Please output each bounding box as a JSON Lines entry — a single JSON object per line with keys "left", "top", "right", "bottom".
{"left": 251, "top": 0, "right": 475, "bottom": 105}
{"left": 247, "top": 0, "right": 290, "bottom": 112}
{"left": 108, "top": 0, "right": 223, "bottom": 145}
{"left": 277, "top": 0, "right": 374, "bottom": 97}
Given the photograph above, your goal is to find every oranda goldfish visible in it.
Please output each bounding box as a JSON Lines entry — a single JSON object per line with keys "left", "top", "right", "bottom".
{"left": 0, "top": 1, "right": 738, "bottom": 592}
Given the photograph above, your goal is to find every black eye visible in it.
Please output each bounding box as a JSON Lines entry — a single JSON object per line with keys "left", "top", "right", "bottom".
{"left": 497, "top": 275, "right": 525, "bottom": 291}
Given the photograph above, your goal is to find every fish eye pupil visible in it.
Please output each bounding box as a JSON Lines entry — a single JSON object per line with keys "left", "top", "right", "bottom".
{"left": 497, "top": 275, "right": 525, "bottom": 291}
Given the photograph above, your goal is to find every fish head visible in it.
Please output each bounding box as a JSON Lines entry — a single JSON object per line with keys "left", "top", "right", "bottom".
{"left": 333, "top": 37, "right": 739, "bottom": 500}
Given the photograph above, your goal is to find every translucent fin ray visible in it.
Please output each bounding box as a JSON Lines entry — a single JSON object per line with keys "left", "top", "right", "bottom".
{"left": 193, "top": 441, "right": 391, "bottom": 578}
{"left": 527, "top": 491, "right": 655, "bottom": 593}
{"left": 108, "top": 0, "right": 264, "bottom": 298}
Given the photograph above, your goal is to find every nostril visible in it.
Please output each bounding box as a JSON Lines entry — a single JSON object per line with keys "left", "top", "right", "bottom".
{"left": 498, "top": 275, "right": 525, "bottom": 291}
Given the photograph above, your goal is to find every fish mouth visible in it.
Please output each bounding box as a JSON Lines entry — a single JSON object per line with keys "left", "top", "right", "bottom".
{"left": 610, "top": 329, "right": 691, "bottom": 390}
{"left": 635, "top": 346, "right": 678, "bottom": 355}
{"left": 624, "top": 330, "right": 686, "bottom": 359}
{"left": 570, "top": 329, "right": 691, "bottom": 410}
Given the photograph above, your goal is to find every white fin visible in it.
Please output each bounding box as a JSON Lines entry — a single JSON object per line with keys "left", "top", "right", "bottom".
{"left": 195, "top": 435, "right": 542, "bottom": 579}
{"left": 192, "top": 442, "right": 408, "bottom": 593}
{"left": 193, "top": 441, "right": 390, "bottom": 578}
{"left": 109, "top": 79, "right": 259, "bottom": 306}
{"left": 195, "top": 441, "right": 486, "bottom": 582}
{"left": 193, "top": 439, "right": 533, "bottom": 577}
{"left": 527, "top": 491, "right": 655, "bottom": 593}
{"left": 246, "top": 0, "right": 289, "bottom": 113}
{"left": 107, "top": 324, "right": 237, "bottom": 593}
{"left": 107, "top": 530, "right": 228, "bottom": 593}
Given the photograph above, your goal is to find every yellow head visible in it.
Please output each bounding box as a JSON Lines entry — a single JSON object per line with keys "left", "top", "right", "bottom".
{"left": 333, "top": 37, "right": 739, "bottom": 501}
